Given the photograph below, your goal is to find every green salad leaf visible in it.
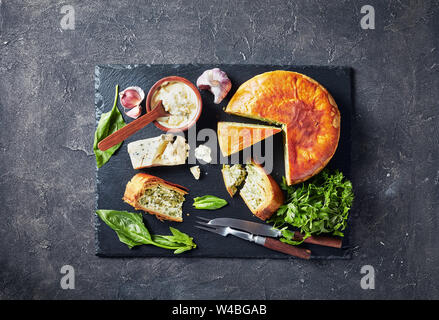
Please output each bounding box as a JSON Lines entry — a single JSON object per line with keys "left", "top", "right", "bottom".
{"left": 193, "top": 195, "right": 228, "bottom": 210}
{"left": 96, "top": 210, "right": 197, "bottom": 254}
{"left": 152, "top": 227, "right": 198, "bottom": 254}
{"left": 93, "top": 85, "right": 126, "bottom": 168}
{"left": 268, "top": 170, "right": 354, "bottom": 245}
{"left": 96, "top": 209, "right": 149, "bottom": 248}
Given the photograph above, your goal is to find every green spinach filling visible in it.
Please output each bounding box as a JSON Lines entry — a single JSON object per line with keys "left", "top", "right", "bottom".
{"left": 138, "top": 185, "right": 184, "bottom": 217}
{"left": 223, "top": 164, "right": 247, "bottom": 196}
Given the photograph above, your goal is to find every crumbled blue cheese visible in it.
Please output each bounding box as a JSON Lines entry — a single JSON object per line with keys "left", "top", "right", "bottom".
{"left": 194, "top": 144, "right": 212, "bottom": 163}
{"left": 190, "top": 165, "right": 201, "bottom": 180}
{"left": 127, "top": 134, "right": 189, "bottom": 169}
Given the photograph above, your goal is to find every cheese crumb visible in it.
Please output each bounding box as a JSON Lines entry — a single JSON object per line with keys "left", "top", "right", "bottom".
{"left": 190, "top": 165, "right": 201, "bottom": 180}
{"left": 194, "top": 144, "right": 212, "bottom": 163}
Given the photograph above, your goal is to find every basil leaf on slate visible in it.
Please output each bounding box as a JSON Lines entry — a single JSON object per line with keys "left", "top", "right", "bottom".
{"left": 96, "top": 210, "right": 196, "bottom": 254}
{"left": 193, "top": 195, "right": 228, "bottom": 210}
{"left": 93, "top": 85, "right": 126, "bottom": 168}
{"left": 96, "top": 210, "right": 150, "bottom": 248}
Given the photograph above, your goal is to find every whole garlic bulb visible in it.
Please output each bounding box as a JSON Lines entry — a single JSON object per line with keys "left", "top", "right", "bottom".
{"left": 196, "top": 68, "right": 232, "bottom": 104}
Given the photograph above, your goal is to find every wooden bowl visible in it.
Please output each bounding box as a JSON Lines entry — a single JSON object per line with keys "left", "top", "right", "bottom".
{"left": 146, "top": 76, "right": 202, "bottom": 132}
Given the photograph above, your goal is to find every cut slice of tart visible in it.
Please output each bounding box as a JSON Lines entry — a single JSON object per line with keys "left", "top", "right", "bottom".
{"left": 225, "top": 70, "right": 340, "bottom": 185}
{"left": 240, "top": 162, "right": 284, "bottom": 221}
{"left": 221, "top": 160, "right": 284, "bottom": 221}
{"left": 123, "top": 173, "right": 188, "bottom": 222}
{"left": 217, "top": 122, "right": 282, "bottom": 157}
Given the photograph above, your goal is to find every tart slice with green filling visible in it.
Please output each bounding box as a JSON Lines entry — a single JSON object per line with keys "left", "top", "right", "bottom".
{"left": 221, "top": 164, "right": 247, "bottom": 197}
{"left": 221, "top": 160, "right": 284, "bottom": 221}
{"left": 123, "top": 173, "right": 188, "bottom": 222}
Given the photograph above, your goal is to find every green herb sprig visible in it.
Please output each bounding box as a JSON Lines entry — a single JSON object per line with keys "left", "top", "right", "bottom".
{"left": 96, "top": 210, "right": 196, "bottom": 254}
{"left": 193, "top": 195, "right": 228, "bottom": 210}
{"left": 269, "top": 170, "right": 354, "bottom": 245}
{"left": 93, "top": 85, "right": 126, "bottom": 168}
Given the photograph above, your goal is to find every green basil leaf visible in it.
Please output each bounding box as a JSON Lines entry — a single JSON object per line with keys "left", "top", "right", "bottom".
{"left": 193, "top": 195, "right": 228, "bottom": 210}
{"left": 93, "top": 85, "right": 126, "bottom": 168}
{"left": 96, "top": 210, "right": 151, "bottom": 248}
{"left": 151, "top": 227, "right": 197, "bottom": 254}
{"left": 169, "top": 227, "right": 194, "bottom": 244}
{"left": 173, "top": 246, "right": 193, "bottom": 254}
{"left": 116, "top": 233, "right": 144, "bottom": 249}
{"left": 96, "top": 210, "right": 196, "bottom": 254}
{"left": 150, "top": 235, "right": 180, "bottom": 247}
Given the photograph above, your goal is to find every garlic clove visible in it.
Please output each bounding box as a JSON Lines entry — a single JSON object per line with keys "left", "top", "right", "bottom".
{"left": 119, "top": 86, "right": 145, "bottom": 109}
{"left": 196, "top": 68, "right": 232, "bottom": 104}
{"left": 124, "top": 105, "right": 142, "bottom": 119}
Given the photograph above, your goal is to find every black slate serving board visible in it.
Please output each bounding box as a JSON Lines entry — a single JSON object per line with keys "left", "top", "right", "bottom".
{"left": 95, "top": 64, "right": 353, "bottom": 259}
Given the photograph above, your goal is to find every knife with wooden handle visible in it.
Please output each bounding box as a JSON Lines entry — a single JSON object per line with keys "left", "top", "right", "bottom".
{"left": 199, "top": 217, "right": 342, "bottom": 249}
{"left": 262, "top": 237, "right": 311, "bottom": 259}
{"left": 195, "top": 222, "right": 311, "bottom": 259}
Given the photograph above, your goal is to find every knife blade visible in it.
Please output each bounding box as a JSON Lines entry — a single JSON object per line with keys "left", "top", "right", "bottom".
{"left": 195, "top": 222, "right": 311, "bottom": 260}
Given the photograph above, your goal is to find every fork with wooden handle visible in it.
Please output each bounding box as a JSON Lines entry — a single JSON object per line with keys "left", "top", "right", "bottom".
{"left": 195, "top": 221, "right": 311, "bottom": 260}
{"left": 196, "top": 216, "right": 342, "bottom": 249}
{"left": 98, "top": 100, "right": 169, "bottom": 151}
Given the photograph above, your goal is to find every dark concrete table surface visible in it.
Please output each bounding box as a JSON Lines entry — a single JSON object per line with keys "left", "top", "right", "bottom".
{"left": 1, "top": 0, "right": 438, "bottom": 299}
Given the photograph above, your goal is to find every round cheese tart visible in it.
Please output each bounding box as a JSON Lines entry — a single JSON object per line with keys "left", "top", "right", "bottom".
{"left": 225, "top": 70, "right": 340, "bottom": 185}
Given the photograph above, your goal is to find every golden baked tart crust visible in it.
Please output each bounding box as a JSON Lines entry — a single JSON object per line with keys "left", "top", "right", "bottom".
{"left": 217, "top": 122, "right": 282, "bottom": 157}
{"left": 225, "top": 70, "right": 340, "bottom": 185}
